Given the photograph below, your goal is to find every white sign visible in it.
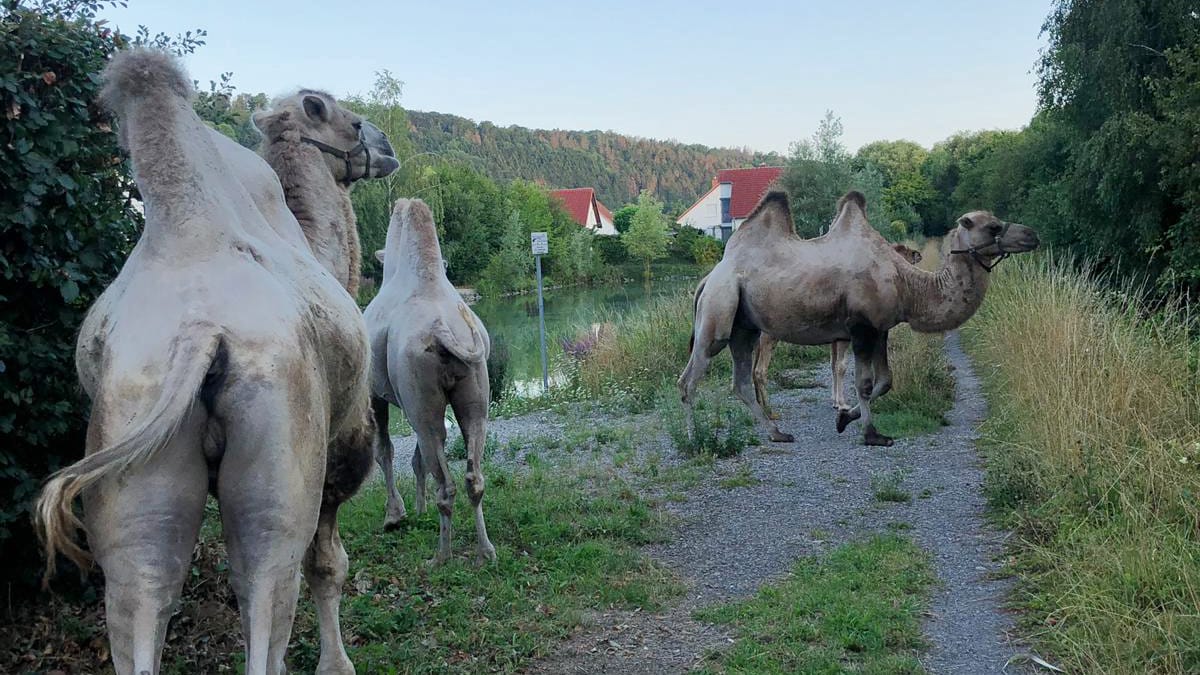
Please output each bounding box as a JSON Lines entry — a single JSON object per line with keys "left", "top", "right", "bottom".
{"left": 531, "top": 232, "right": 549, "bottom": 255}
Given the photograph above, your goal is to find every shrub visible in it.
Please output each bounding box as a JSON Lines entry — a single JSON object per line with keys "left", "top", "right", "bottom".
{"left": 1, "top": 2, "right": 137, "bottom": 589}
{"left": 486, "top": 337, "right": 511, "bottom": 403}
{"left": 665, "top": 389, "right": 759, "bottom": 458}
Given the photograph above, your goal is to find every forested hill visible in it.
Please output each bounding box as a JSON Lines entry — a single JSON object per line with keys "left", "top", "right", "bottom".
{"left": 406, "top": 110, "right": 783, "bottom": 209}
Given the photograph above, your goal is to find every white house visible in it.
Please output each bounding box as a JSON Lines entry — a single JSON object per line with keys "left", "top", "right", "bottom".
{"left": 676, "top": 166, "right": 784, "bottom": 241}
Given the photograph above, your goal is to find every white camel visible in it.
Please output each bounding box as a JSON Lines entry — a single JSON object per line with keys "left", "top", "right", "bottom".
{"left": 34, "top": 50, "right": 394, "bottom": 674}
{"left": 365, "top": 199, "right": 497, "bottom": 566}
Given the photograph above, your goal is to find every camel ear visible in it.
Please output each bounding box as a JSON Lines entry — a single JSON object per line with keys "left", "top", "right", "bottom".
{"left": 302, "top": 95, "right": 328, "bottom": 122}
{"left": 958, "top": 214, "right": 975, "bottom": 229}
{"left": 374, "top": 250, "right": 385, "bottom": 263}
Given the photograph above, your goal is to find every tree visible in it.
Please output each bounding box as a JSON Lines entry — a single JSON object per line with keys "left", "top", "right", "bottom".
{"left": 622, "top": 190, "right": 670, "bottom": 279}
{"left": 612, "top": 204, "right": 637, "bottom": 234}
{"left": 477, "top": 210, "right": 533, "bottom": 296}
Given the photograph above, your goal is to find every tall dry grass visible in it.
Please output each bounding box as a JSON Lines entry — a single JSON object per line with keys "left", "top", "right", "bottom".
{"left": 961, "top": 253, "right": 1200, "bottom": 673}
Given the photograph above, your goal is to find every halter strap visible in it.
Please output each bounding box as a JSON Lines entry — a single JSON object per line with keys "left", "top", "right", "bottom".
{"left": 299, "top": 132, "right": 371, "bottom": 186}
{"left": 949, "top": 221, "right": 1012, "bottom": 273}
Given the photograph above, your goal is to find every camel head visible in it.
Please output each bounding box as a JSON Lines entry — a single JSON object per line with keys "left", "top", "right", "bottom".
{"left": 949, "top": 211, "right": 1039, "bottom": 271}
{"left": 254, "top": 90, "right": 399, "bottom": 184}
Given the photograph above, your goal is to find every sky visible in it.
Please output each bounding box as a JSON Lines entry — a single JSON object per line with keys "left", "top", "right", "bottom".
{"left": 98, "top": 0, "right": 1052, "bottom": 154}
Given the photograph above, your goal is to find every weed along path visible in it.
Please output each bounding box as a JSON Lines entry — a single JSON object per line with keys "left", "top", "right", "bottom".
{"left": 380, "top": 332, "right": 1024, "bottom": 673}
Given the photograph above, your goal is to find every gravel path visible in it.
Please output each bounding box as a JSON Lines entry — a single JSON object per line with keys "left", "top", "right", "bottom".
{"left": 387, "top": 333, "right": 1026, "bottom": 673}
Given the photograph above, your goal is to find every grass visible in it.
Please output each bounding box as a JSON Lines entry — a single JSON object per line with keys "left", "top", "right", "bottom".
{"left": 696, "top": 535, "right": 933, "bottom": 674}
{"left": 872, "top": 471, "right": 912, "bottom": 503}
{"left": 717, "top": 464, "right": 761, "bottom": 490}
{"left": 961, "top": 253, "right": 1200, "bottom": 674}
{"left": 664, "top": 387, "right": 760, "bottom": 458}
{"left": 8, "top": 466, "right": 680, "bottom": 674}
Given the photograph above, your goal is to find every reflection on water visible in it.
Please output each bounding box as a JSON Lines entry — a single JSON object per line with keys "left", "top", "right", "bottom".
{"left": 472, "top": 279, "right": 695, "bottom": 397}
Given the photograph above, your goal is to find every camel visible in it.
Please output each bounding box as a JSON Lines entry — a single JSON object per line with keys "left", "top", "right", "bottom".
{"left": 255, "top": 89, "right": 399, "bottom": 297}
{"left": 678, "top": 190, "right": 1038, "bottom": 446}
{"left": 33, "top": 50, "right": 395, "bottom": 674}
{"left": 364, "top": 199, "right": 497, "bottom": 566}
{"left": 751, "top": 243, "right": 923, "bottom": 418}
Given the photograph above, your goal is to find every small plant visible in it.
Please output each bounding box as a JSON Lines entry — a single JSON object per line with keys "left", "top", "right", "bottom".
{"left": 872, "top": 471, "right": 911, "bottom": 503}
{"left": 666, "top": 390, "right": 759, "bottom": 458}
{"left": 718, "top": 464, "right": 761, "bottom": 490}
{"left": 445, "top": 431, "right": 500, "bottom": 461}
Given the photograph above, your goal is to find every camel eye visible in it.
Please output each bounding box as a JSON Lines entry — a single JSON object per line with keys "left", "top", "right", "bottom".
{"left": 352, "top": 121, "right": 363, "bottom": 131}
{"left": 988, "top": 223, "right": 1003, "bottom": 235}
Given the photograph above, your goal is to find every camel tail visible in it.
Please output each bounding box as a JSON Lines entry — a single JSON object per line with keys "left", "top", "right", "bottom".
{"left": 434, "top": 308, "right": 488, "bottom": 364}
{"left": 33, "top": 329, "right": 222, "bottom": 587}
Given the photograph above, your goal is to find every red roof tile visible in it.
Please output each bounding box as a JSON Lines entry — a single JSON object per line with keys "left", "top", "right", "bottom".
{"left": 715, "top": 167, "right": 784, "bottom": 219}
{"left": 596, "top": 199, "right": 614, "bottom": 223}
{"left": 549, "top": 188, "right": 596, "bottom": 226}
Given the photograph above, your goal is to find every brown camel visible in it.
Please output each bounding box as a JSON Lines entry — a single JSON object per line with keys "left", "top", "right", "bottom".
{"left": 33, "top": 50, "right": 395, "bottom": 674}
{"left": 255, "top": 90, "right": 399, "bottom": 297}
{"left": 364, "top": 199, "right": 497, "bottom": 566}
{"left": 751, "top": 243, "right": 924, "bottom": 418}
{"left": 678, "top": 190, "right": 1038, "bottom": 446}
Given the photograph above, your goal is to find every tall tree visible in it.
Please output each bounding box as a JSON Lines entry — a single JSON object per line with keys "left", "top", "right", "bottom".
{"left": 622, "top": 190, "right": 670, "bottom": 279}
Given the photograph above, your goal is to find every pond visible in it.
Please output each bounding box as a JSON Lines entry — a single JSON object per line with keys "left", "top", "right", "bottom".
{"left": 472, "top": 278, "right": 696, "bottom": 397}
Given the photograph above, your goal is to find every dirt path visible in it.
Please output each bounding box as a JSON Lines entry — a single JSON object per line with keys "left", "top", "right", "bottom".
{"left": 390, "top": 333, "right": 1025, "bottom": 673}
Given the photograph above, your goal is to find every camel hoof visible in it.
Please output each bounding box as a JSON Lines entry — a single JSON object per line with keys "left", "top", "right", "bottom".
{"left": 769, "top": 430, "right": 794, "bottom": 443}
{"left": 835, "top": 409, "right": 852, "bottom": 434}
{"left": 382, "top": 515, "right": 408, "bottom": 532}
{"left": 475, "top": 545, "right": 497, "bottom": 567}
{"left": 316, "top": 654, "right": 355, "bottom": 675}
{"left": 863, "top": 427, "right": 894, "bottom": 447}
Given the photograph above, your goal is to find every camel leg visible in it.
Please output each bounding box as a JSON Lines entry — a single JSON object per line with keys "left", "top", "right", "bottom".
{"left": 372, "top": 396, "right": 407, "bottom": 530}
{"left": 831, "top": 340, "right": 852, "bottom": 411}
{"left": 450, "top": 372, "right": 497, "bottom": 565}
{"left": 731, "top": 327, "right": 793, "bottom": 443}
{"left": 835, "top": 327, "right": 893, "bottom": 446}
{"left": 677, "top": 334, "right": 725, "bottom": 442}
{"left": 219, "top": 382, "right": 326, "bottom": 675}
{"left": 303, "top": 412, "right": 372, "bottom": 675}
{"left": 82, "top": 404, "right": 207, "bottom": 675}
{"left": 412, "top": 412, "right": 454, "bottom": 565}
{"left": 753, "top": 333, "right": 779, "bottom": 420}
{"left": 869, "top": 330, "right": 893, "bottom": 401}
{"left": 411, "top": 443, "right": 426, "bottom": 515}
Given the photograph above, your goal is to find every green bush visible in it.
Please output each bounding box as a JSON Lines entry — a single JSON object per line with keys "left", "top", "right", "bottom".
{"left": 666, "top": 390, "right": 759, "bottom": 458}
{"left": 0, "top": 2, "right": 138, "bottom": 589}
{"left": 0, "top": 1, "right": 204, "bottom": 590}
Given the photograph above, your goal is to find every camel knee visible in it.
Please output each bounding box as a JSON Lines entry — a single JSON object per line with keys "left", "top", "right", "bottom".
{"left": 857, "top": 377, "right": 874, "bottom": 399}
{"left": 465, "top": 460, "right": 485, "bottom": 504}
{"left": 303, "top": 541, "right": 348, "bottom": 599}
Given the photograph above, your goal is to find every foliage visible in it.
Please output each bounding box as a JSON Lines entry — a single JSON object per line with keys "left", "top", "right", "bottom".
{"left": 690, "top": 234, "right": 723, "bottom": 267}
{"left": 485, "top": 336, "right": 511, "bottom": 403}
{"left": 962, "top": 254, "right": 1200, "bottom": 673}
{"left": 611, "top": 203, "right": 637, "bottom": 234}
{"left": 0, "top": 0, "right": 201, "bottom": 590}
{"left": 665, "top": 389, "right": 759, "bottom": 459}
{"left": 2, "top": 466, "right": 680, "bottom": 673}
{"left": 192, "top": 72, "right": 265, "bottom": 149}
{"left": 477, "top": 211, "right": 534, "bottom": 297}
{"left": 406, "top": 110, "right": 784, "bottom": 211}
{"left": 697, "top": 535, "right": 933, "bottom": 674}
{"left": 621, "top": 190, "right": 670, "bottom": 279}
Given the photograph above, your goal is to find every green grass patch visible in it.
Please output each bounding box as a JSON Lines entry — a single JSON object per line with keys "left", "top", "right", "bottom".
{"left": 286, "top": 466, "right": 681, "bottom": 673}
{"left": 696, "top": 535, "right": 933, "bottom": 674}
{"left": 872, "top": 325, "right": 954, "bottom": 439}
{"left": 717, "top": 464, "right": 761, "bottom": 490}
{"left": 872, "top": 471, "right": 912, "bottom": 503}
{"left": 962, "top": 254, "right": 1200, "bottom": 673}
{"left": 665, "top": 388, "right": 760, "bottom": 458}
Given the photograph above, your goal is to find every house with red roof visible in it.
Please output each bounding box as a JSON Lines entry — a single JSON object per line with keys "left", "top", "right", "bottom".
{"left": 549, "top": 188, "right": 617, "bottom": 236}
{"left": 676, "top": 166, "right": 784, "bottom": 241}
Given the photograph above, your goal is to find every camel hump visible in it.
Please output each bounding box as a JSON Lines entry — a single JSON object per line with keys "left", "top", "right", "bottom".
{"left": 100, "top": 48, "right": 193, "bottom": 113}
{"left": 740, "top": 190, "right": 793, "bottom": 235}
{"left": 837, "top": 191, "right": 866, "bottom": 211}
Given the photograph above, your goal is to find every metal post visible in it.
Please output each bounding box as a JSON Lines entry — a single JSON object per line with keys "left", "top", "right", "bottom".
{"left": 535, "top": 253, "right": 549, "bottom": 391}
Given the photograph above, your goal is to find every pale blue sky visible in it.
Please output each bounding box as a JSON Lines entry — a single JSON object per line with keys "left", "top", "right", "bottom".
{"left": 99, "top": 1, "right": 1051, "bottom": 153}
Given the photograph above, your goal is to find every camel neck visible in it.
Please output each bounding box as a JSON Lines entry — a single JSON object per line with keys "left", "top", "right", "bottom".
{"left": 261, "top": 133, "right": 361, "bottom": 295}
{"left": 898, "top": 243, "right": 991, "bottom": 333}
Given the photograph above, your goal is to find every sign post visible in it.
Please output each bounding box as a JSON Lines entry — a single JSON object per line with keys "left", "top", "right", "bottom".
{"left": 531, "top": 232, "right": 550, "bottom": 392}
